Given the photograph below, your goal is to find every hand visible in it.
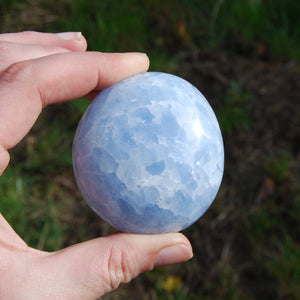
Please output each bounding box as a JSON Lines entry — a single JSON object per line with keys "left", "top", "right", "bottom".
{"left": 0, "top": 31, "right": 193, "bottom": 299}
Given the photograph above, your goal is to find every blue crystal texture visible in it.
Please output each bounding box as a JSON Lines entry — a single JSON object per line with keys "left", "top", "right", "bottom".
{"left": 72, "top": 72, "right": 224, "bottom": 234}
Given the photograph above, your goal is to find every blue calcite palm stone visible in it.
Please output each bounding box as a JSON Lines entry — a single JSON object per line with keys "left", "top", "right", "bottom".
{"left": 72, "top": 72, "right": 224, "bottom": 234}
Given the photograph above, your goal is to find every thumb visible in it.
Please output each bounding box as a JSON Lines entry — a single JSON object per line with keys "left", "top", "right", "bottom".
{"left": 32, "top": 233, "right": 193, "bottom": 299}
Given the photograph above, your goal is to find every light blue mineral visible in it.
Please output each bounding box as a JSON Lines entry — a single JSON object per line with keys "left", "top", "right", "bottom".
{"left": 72, "top": 72, "right": 224, "bottom": 234}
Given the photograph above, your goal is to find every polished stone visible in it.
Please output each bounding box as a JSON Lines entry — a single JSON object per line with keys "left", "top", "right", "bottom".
{"left": 72, "top": 72, "right": 224, "bottom": 234}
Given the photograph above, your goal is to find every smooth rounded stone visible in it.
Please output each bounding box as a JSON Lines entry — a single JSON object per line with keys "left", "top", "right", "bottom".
{"left": 72, "top": 72, "right": 224, "bottom": 234}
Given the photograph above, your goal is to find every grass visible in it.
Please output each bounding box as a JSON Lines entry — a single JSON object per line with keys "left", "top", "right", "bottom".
{"left": 212, "top": 0, "right": 300, "bottom": 59}
{"left": 0, "top": 0, "right": 299, "bottom": 299}
{"left": 217, "top": 81, "right": 252, "bottom": 134}
{"left": 265, "top": 152, "right": 291, "bottom": 183}
{"left": 1, "top": 165, "right": 68, "bottom": 250}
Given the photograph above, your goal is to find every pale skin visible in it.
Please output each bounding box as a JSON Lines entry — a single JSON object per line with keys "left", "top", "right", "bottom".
{"left": 0, "top": 31, "right": 193, "bottom": 299}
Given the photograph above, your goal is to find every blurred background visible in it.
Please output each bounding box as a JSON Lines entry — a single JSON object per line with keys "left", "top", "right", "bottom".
{"left": 0, "top": 0, "right": 299, "bottom": 299}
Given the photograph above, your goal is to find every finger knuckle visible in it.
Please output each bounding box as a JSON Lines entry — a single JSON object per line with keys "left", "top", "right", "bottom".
{"left": 86, "top": 244, "right": 136, "bottom": 294}
{"left": 107, "top": 246, "right": 134, "bottom": 289}
{"left": 1, "top": 60, "right": 34, "bottom": 84}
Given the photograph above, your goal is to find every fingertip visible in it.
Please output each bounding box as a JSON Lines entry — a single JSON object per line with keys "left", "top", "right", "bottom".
{"left": 0, "top": 145, "right": 10, "bottom": 176}
{"left": 175, "top": 232, "right": 193, "bottom": 250}
{"left": 77, "top": 34, "right": 88, "bottom": 51}
{"left": 153, "top": 233, "right": 193, "bottom": 268}
{"left": 94, "top": 52, "right": 150, "bottom": 90}
{"left": 124, "top": 52, "right": 150, "bottom": 73}
{"left": 55, "top": 32, "right": 87, "bottom": 52}
{"left": 154, "top": 243, "right": 193, "bottom": 268}
{"left": 108, "top": 232, "right": 193, "bottom": 268}
{"left": 135, "top": 52, "right": 150, "bottom": 72}
{"left": 55, "top": 32, "right": 83, "bottom": 40}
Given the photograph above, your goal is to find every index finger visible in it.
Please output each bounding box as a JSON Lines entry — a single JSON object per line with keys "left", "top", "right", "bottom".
{"left": 0, "top": 51, "right": 149, "bottom": 171}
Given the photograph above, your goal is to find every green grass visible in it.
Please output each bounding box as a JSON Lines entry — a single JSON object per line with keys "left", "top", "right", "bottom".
{"left": 269, "top": 236, "right": 300, "bottom": 298}
{"left": 265, "top": 152, "right": 291, "bottom": 183}
{"left": 2, "top": 0, "right": 299, "bottom": 60}
{"left": 0, "top": 0, "right": 299, "bottom": 299}
{"left": 212, "top": 0, "right": 300, "bottom": 59}
{"left": 1, "top": 165, "right": 68, "bottom": 250}
{"left": 217, "top": 81, "right": 252, "bottom": 134}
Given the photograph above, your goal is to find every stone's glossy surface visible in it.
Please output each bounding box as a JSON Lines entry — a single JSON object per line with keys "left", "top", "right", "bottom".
{"left": 72, "top": 72, "right": 224, "bottom": 234}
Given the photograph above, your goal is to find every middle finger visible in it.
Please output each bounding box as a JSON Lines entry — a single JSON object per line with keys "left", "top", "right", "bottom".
{"left": 0, "top": 41, "right": 72, "bottom": 73}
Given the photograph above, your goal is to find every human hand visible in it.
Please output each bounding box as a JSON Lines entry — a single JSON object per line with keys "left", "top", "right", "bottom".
{"left": 0, "top": 31, "right": 193, "bottom": 299}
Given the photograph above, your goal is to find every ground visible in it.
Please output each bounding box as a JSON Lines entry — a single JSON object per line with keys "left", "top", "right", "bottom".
{"left": 0, "top": 1, "right": 299, "bottom": 299}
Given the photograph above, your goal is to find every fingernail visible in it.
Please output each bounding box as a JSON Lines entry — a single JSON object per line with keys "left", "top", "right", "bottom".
{"left": 124, "top": 52, "right": 149, "bottom": 61}
{"left": 56, "top": 32, "right": 82, "bottom": 40}
{"left": 131, "top": 52, "right": 148, "bottom": 57}
{"left": 154, "top": 244, "right": 193, "bottom": 267}
{"left": 123, "top": 52, "right": 150, "bottom": 71}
